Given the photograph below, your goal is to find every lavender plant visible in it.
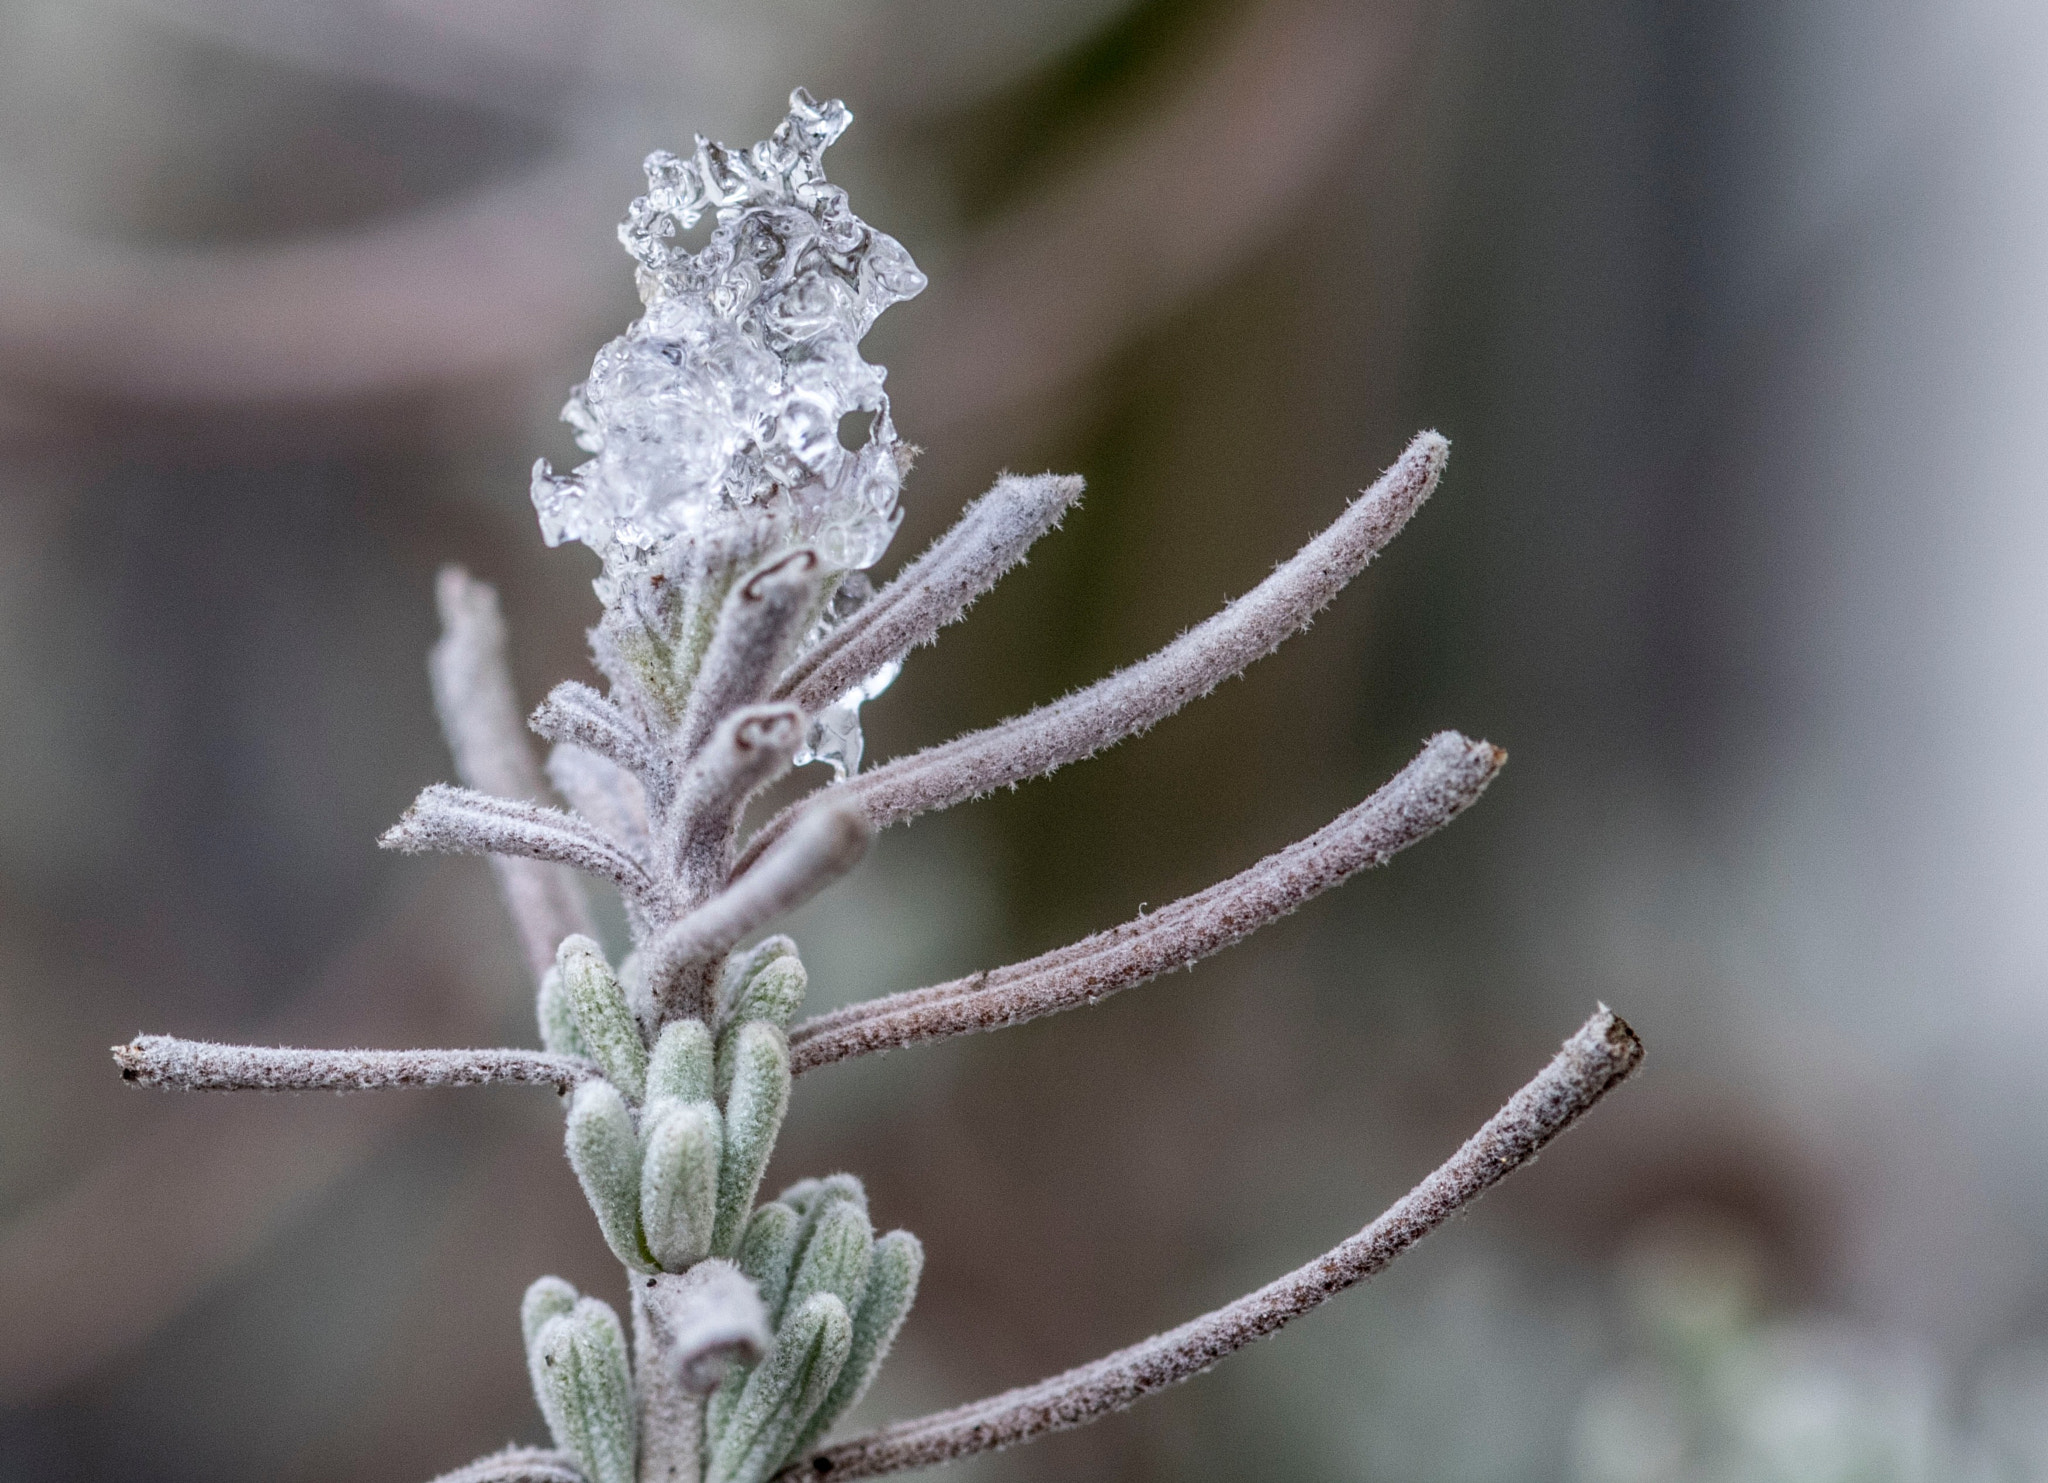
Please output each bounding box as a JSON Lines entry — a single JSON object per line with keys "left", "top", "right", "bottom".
{"left": 114, "top": 89, "right": 1643, "bottom": 1483}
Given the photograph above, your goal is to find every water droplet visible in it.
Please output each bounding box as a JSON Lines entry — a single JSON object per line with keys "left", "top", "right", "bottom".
{"left": 793, "top": 658, "right": 901, "bottom": 780}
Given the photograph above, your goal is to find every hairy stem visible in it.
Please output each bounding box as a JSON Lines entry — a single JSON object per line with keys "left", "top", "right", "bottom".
{"left": 429, "top": 568, "right": 597, "bottom": 977}
{"left": 675, "top": 550, "right": 828, "bottom": 762}
{"left": 776, "top": 473, "right": 1083, "bottom": 717}
{"left": 665, "top": 705, "right": 807, "bottom": 899}
{"left": 790, "top": 1009, "right": 1643, "bottom": 1479}
{"left": 427, "top": 1448, "right": 586, "bottom": 1483}
{"left": 113, "top": 1037, "right": 598, "bottom": 1093}
{"left": 789, "top": 731, "right": 1501, "bottom": 1073}
{"left": 736, "top": 432, "right": 1447, "bottom": 877}
{"left": 533, "top": 681, "right": 662, "bottom": 787}
{"left": 382, "top": 784, "right": 662, "bottom": 910}
{"left": 646, "top": 800, "right": 873, "bottom": 1024}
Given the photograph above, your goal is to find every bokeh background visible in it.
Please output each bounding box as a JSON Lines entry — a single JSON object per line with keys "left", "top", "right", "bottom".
{"left": 6, "top": 0, "right": 2048, "bottom": 1478}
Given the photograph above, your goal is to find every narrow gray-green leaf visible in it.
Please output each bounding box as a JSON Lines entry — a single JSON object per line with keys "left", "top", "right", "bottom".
{"left": 737, "top": 1202, "right": 803, "bottom": 1328}
{"left": 524, "top": 1280, "right": 581, "bottom": 1451}
{"left": 785, "top": 1198, "right": 873, "bottom": 1318}
{"left": 522, "top": 1275, "right": 579, "bottom": 1353}
{"left": 711, "top": 1023, "right": 790, "bottom": 1256}
{"left": 793, "top": 1229, "right": 923, "bottom": 1454}
{"left": 704, "top": 1293, "right": 851, "bottom": 1483}
{"left": 707, "top": 1200, "right": 804, "bottom": 1440}
{"left": 777, "top": 1172, "right": 866, "bottom": 1222}
{"left": 648, "top": 1018, "right": 714, "bottom": 1106}
{"left": 566, "top": 1080, "right": 653, "bottom": 1272}
{"left": 726, "top": 955, "right": 807, "bottom": 1034}
{"left": 536, "top": 968, "right": 591, "bottom": 1059}
{"left": 714, "top": 936, "right": 798, "bottom": 1022}
{"left": 533, "top": 1297, "right": 637, "bottom": 1483}
{"left": 559, "top": 936, "right": 647, "bottom": 1101}
{"left": 642, "top": 1100, "right": 723, "bottom": 1271}
{"left": 714, "top": 959, "right": 807, "bottom": 1102}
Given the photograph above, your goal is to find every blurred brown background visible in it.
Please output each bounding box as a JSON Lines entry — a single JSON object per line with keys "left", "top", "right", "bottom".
{"left": 6, "top": 0, "right": 2048, "bottom": 1479}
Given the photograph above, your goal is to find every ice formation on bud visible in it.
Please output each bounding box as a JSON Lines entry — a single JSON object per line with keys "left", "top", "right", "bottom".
{"left": 532, "top": 88, "right": 927, "bottom": 578}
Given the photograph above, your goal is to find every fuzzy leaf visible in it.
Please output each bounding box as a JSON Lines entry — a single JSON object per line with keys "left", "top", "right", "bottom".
{"left": 715, "top": 958, "right": 808, "bottom": 1098}
{"left": 792, "top": 1229, "right": 923, "bottom": 1455}
{"left": 711, "top": 1023, "right": 791, "bottom": 1256}
{"left": 708, "top": 1200, "right": 805, "bottom": 1440}
{"left": 536, "top": 968, "right": 590, "bottom": 1059}
{"left": 522, "top": 1275, "right": 580, "bottom": 1353}
{"left": 704, "top": 1293, "right": 852, "bottom": 1483}
{"left": 566, "top": 1080, "right": 653, "bottom": 1272}
{"left": 523, "top": 1276, "right": 581, "bottom": 1448}
{"left": 641, "top": 1099, "right": 723, "bottom": 1271}
{"left": 732, "top": 955, "right": 807, "bottom": 1030}
{"left": 647, "top": 1018, "right": 714, "bottom": 1106}
{"left": 533, "top": 1297, "right": 638, "bottom": 1483}
{"left": 382, "top": 783, "right": 656, "bottom": 905}
{"left": 784, "top": 1198, "right": 873, "bottom": 1319}
{"left": 547, "top": 743, "right": 651, "bottom": 861}
{"left": 778, "top": 1172, "right": 866, "bottom": 1222}
{"left": 559, "top": 936, "right": 647, "bottom": 1101}
{"left": 736, "top": 1202, "right": 803, "bottom": 1328}
{"left": 425, "top": 1445, "right": 584, "bottom": 1483}
{"left": 715, "top": 937, "right": 799, "bottom": 1022}
{"left": 779, "top": 1173, "right": 869, "bottom": 1281}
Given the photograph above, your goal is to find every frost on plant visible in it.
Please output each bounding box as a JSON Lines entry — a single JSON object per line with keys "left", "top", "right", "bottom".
{"left": 534, "top": 88, "right": 924, "bottom": 579}
{"left": 115, "top": 88, "right": 1643, "bottom": 1483}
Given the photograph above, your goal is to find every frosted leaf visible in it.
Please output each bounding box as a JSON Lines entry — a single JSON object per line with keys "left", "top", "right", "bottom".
{"left": 532, "top": 88, "right": 927, "bottom": 584}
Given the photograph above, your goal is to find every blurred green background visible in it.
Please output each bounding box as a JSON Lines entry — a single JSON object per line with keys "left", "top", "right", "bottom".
{"left": 6, "top": 1, "right": 2048, "bottom": 1479}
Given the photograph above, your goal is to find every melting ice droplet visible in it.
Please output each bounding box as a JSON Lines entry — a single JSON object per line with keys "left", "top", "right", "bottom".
{"left": 794, "top": 658, "right": 901, "bottom": 780}
{"left": 531, "top": 89, "right": 927, "bottom": 578}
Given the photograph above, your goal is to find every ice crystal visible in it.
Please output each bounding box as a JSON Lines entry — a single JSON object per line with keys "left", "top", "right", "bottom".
{"left": 783, "top": 571, "right": 898, "bottom": 778}
{"left": 531, "top": 89, "right": 927, "bottom": 580}
{"left": 795, "top": 658, "right": 901, "bottom": 780}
